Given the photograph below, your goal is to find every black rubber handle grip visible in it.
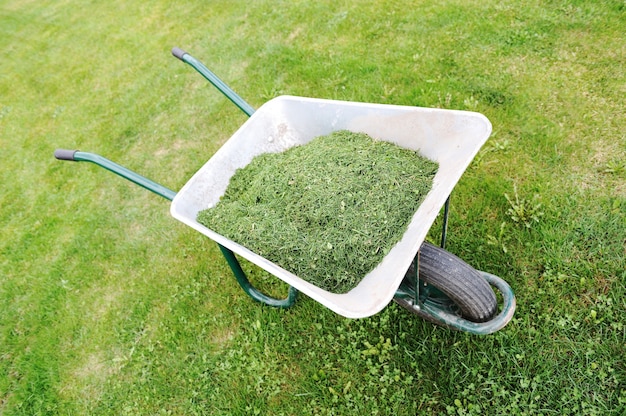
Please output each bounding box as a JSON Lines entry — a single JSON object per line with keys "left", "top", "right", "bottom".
{"left": 54, "top": 149, "right": 78, "bottom": 161}
{"left": 171, "top": 47, "right": 187, "bottom": 61}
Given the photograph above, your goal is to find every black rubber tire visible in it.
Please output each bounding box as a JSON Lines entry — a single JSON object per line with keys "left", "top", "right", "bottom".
{"left": 402, "top": 242, "right": 498, "bottom": 323}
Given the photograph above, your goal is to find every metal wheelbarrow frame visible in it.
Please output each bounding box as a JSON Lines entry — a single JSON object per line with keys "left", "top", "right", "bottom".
{"left": 55, "top": 48, "right": 515, "bottom": 334}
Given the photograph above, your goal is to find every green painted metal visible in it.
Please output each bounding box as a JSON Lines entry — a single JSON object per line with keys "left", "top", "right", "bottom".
{"left": 61, "top": 151, "right": 298, "bottom": 308}
{"left": 394, "top": 270, "right": 516, "bottom": 335}
{"left": 421, "top": 272, "right": 516, "bottom": 334}
{"left": 218, "top": 244, "right": 298, "bottom": 308}
{"left": 393, "top": 193, "right": 514, "bottom": 333}
{"left": 177, "top": 52, "right": 256, "bottom": 117}
{"left": 59, "top": 49, "right": 513, "bottom": 329}
{"left": 171, "top": 50, "right": 299, "bottom": 306}
{"left": 72, "top": 151, "right": 177, "bottom": 201}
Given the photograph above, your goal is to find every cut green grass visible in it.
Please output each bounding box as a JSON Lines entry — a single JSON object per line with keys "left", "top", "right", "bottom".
{"left": 1, "top": 0, "right": 625, "bottom": 414}
{"left": 197, "top": 130, "right": 437, "bottom": 293}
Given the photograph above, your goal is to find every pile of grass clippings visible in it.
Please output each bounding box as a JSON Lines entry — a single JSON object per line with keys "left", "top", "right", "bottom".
{"left": 197, "top": 130, "right": 438, "bottom": 293}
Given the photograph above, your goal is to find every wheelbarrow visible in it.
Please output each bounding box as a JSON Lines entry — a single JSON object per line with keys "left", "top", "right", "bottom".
{"left": 54, "top": 48, "right": 515, "bottom": 335}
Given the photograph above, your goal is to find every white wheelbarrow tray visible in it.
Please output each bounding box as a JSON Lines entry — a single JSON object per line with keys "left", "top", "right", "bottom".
{"left": 170, "top": 95, "right": 492, "bottom": 319}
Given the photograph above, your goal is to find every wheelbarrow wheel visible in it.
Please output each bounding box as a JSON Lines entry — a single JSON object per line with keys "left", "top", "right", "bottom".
{"left": 396, "top": 242, "right": 498, "bottom": 324}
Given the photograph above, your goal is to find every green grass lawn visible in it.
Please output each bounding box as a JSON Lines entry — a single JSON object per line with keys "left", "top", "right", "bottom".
{"left": 1, "top": 0, "right": 625, "bottom": 414}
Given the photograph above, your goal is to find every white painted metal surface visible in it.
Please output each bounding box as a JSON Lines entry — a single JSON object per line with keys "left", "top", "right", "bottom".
{"left": 171, "top": 96, "right": 492, "bottom": 318}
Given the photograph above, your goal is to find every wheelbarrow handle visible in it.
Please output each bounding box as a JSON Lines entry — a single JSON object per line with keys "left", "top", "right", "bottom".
{"left": 53, "top": 148, "right": 298, "bottom": 308}
{"left": 54, "top": 149, "right": 79, "bottom": 161}
{"left": 171, "top": 47, "right": 256, "bottom": 117}
{"left": 171, "top": 47, "right": 187, "bottom": 61}
{"left": 54, "top": 149, "right": 177, "bottom": 201}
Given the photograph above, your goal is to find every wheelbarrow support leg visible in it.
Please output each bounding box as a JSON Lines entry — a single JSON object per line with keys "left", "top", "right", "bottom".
{"left": 169, "top": 48, "right": 299, "bottom": 306}
{"left": 54, "top": 149, "right": 298, "bottom": 309}
{"left": 218, "top": 245, "right": 298, "bottom": 308}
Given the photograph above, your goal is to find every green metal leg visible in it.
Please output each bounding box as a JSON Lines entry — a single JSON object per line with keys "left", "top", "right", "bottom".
{"left": 54, "top": 149, "right": 298, "bottom": 309}
{"left": 218, "top": 244, "right": 298, "bottom": 308}
{"left": 167, "top": 50, "right": 300, "bottom": 306}
{"left": 58, "top": 49, "right": 299, "bottom": 309}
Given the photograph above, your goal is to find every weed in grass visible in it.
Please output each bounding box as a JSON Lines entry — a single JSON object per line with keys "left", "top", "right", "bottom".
{"left": 471, "top": 135, "right": 511, "bottom": 169}
{"left": 462, "top": 94, "right": 479, "bottom": 110}
{"left": 504, "top": 185, "right": 544, "bottom": 229}
{"left": 600, "top": 160, "right": 626, "bottom": 176}
{"left": 490, "top": 138, "right": 511, "bottom": 153}
{"left": 487, "top": 222, "right": 509, "bottom": 254}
